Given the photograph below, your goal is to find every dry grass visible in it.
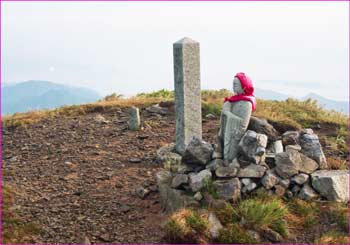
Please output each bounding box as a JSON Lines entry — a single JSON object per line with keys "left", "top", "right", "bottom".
{"left": 315, "top": 231, "right": 350, "bottom": 244}
{"left": 327, "top": 157, "right": 348, "bottom": 170}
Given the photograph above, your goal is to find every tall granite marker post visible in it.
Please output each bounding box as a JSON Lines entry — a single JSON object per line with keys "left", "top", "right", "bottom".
{"left": 173, "top": 37, "right": 202, "bottom": 154}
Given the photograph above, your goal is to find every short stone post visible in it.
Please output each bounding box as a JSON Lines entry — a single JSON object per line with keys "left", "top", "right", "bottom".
{"left": 128, "top": 106, "right": 140, "bottom": 131}
{"left": 173, "top": 37, "right": 202, "bottom": 154}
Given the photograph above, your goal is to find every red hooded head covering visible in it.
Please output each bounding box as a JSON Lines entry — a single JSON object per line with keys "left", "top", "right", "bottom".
{"left": 224, "top": 72, "right": 257, "bottom": 111}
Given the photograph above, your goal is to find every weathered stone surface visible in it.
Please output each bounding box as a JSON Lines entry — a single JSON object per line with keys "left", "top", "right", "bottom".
{"left": 247, "top": 230, "right": 261, "bottom": 242}
{"left": 214, "top": 178, "right": 241, "bottom": 201}
{"left": 174, "top": 37, "right": 202, "bottom": 154}
{"left": 238, "top": 130, "right": 268, "bottom": 164}
{"left": 241, "top": 178, "right": 252, "bottom": 186}
{"left": 248, "top": 116, "right": 279, "bottom": 142}
{"left": 270, "top": 140, "right": 284, "bottom": 154}
{"left": 182, "top": 137, "right": 213, "bottom": 165}
{"left": 298, "top": 184, "right": 318, "bottom": 200}
{"left": 311, "top": 170, "right": 349, "bottom": 202}
{"left": 206, "top": 159, "right": 224, "bottom": 171}
{"left": 261, "top": 170, "right": 280, "bottom": 189}
{"left": 299, "top": 153, "right": 319, "bottom": 174}
{"left": 159, "top": 184, "right": 199, "bottom": 213}
{"left": 156, "top": 143, "right": 182, "bottom": 171}
{"left": 135, "top": 186, "right": 150, "bottom": 199}
{"left": 208, "top": 212, "right": 223, "bottom": 239}
{"left": 146, "top": 104, "right": 169, "bottom": 115}
{"left": 171, "top": 174, "right": 188, "bottom": 188}
{"left": 285, "top": 145, "right": 302, "bottom": 152}
{"left": 194, "top": 192, "right": 203, "bottom": 201}
{"left": 238, "top": 164, "right": 266, "bottom": 178}
{"left": 262, "top": 227, "right": 283, "bottom": 242}
{"left": 275, "top": 151, "right": 301, "bottom": 179}
{"left": 291, "top": 173, "right": 309, "bottom": 185}
{"left": 291, "top": 185, "right": 301, "bottom": 194}
{"left": 279, "top": 179, "right": 290, "bottom": 189}
{"left": 215, "top": 166, "right": 238, "bottom": 178}
{"left": 299, "top": 131, "right": 327, "bottom": 169}
{"left": 128, "top": 106, "right": 141, "bottom": 131}
{"left": 155, "top": 170, "right": 172, "bottom": 185}
{"left": 189, "top": 169, "right": 212, "bottom": 192}
{"left": 282, "top": 131, "right": 300, "bottom": 146}
{"left": 242, "top": 181, "right": 257, "bottom": 193}
{"left": 274, "top": 185, "right": 286, "bottom": 196}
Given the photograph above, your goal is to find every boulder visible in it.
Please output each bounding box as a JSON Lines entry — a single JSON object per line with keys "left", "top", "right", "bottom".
{"left": 238, "top": 164, "right": 266, "bottom": 178}
{"left": 274, "top": 185, "right": 286, "bottom": 196}
{"left": 238, "top": 130, "right": 268, "bottom": 164}
{"left": 299, "top": 153, "right": 319, "bottom": 174}
{"left": 206, "top": 159, "right": 224, "bottom": 171}
{"left": 298, "top": 184, "right": 318, "bottom": 200}
{"left": 171, "top": 174, "right": 188, "bottom": 188}
{"left": 182, "top": 137, "right": 214, "bottom": 165}
{"left": 208, "top": 212, "right": 223, "bottom": 239}
{"left": 261, "top": 170, "right": 280, "bottom": 189}
{"left": 291, "top": 173, "right": 309, "bottom": 185}
{"left": 311, "top": 170, "right": 349, "bottom": 202}
{"left": 189, "top": 169, "right": 212, "bottom": 192}
{"left": 242, "top": 179, "right": 257, "bottom": 193}
{"left": 275, "top": 151, "right": 301, "bottom": 179}
{"left": 248, "top": 116, "right": 279, "bottom": 143}
{"left": 279, "top": 179, "right": 290, "bottom": 189}
{"left": 214, "top": 178, "right": 241, "bottom": 201}
{"left": 299, "top": 131, "right": 327, "bottom": 169}
{"left": 282, "top": 131, "right": 300, "bottom": 146}
{"left": 215, "top": 166, "right": 238, "bottom": 178}
{"left": 285, "top": 145, "right": 302, "bottom": 152}
{"left": 156, "top": 144, "right": 182, "bottom": 171}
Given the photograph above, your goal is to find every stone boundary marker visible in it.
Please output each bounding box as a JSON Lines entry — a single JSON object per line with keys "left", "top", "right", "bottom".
{"left": 173, "top": 37, "right": 202, "bottom": 154}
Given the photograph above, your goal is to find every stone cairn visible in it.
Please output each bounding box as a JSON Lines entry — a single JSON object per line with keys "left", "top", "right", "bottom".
{"left": 155, "top": 37, "right": 349, "bottom": 213}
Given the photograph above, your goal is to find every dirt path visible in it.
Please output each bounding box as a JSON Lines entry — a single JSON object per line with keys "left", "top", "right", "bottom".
{"left": 2, "top": 108, "right": 219, "bottom": 243}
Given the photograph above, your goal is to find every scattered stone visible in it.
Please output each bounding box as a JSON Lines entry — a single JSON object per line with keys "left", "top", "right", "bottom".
{"left": 171, "top": 174, "right": 188, "bottom": 188}
{"left": 129, "top": 157, "right": 141, "bottom": 163}
{"left": 214, "top": 178, "right": 241, "bottom": 201}
{"left": 182, "top": 137, "right": 214, "bottom": 165}
{"left": 215, "top": 166, "right": 238, "bottom": 178}
{"left": 274, "top": 185, "right": 286, "bottom": 196}
{"left": 299, "top": 131, "right": 327, "bottom": 169}
{"left": 248, "top": 116, "right": 279, "bottom": 143}
{"left": 286, "top": 190, "right": 294, "bottom": 199}
{"left": 146, "top": 104, "right": 169, "bottom": 115}
{"left": 298, "top": 184, "right": 318, "bottom": 200}
{"left": 279, "top": 179, "right": 290, "bottom": 189}
{"left": 275, "top": 151, "right": 301, "bottom": 179}
{"left": 208, "top": 212, "right": 223, "bottom": 239}
{"left": 212, "top": 151, "right": 223, "bottom": 159}
{"left": 135, "top": 186, "right": 150, "bottom": 199}
{"left": 194, "top": 192, "right": 203, "bottom": 201}
{"left": 155, "top": 170, "right": 172, "bottom": 185}
{"left": 206, "top": 159, "right": 224, "bottom": 171}
{"left": 261, "top": 170, "right": 280, "bottom": 189}
{"left": 301, "top": 128, "right": 314, "bottom": 135}
{"left": 238, "top": 130, "right": 268, "bottom": 164}
{"left": 299, "top": 154, "right": 319, "bottom": 174}
{"left": 205, "top": 113, "right": 216, "bottom": 119}
{"left": 285, "top": 145, "right": 302, "bottom": 152}
{"left": 270, "top": 140, "right": 284, "bottom": 154}
{"left": 311, "top": 170, "right": 349, "bottom": 202}
{"left": 238, "top": 164, "right": 266, "bottom": 178}
{"left": 156, "top": 144, "right": 182, "bottom": 171}
{"left": 247, "top": 230, "right": 261, "bottom": 242}
{"left": 262, "top": 227, "right": 283, "bottom": 242}
{"left": 242, "top": 182, "right": 257, "bottom": 193}
{"left": 291, "top": 173, "right": 309, "bottom": 185}
{"left": 188, "top": 169, "right": 212, "bottom": 192}
{"left": 128, "top": 107, "right": 141, "bottom": 131}
{"left": 94, "top": 114, "right": 109, "bottom": 124}
{"left": 282, "top": 131, "right": 300, "bottom": 146}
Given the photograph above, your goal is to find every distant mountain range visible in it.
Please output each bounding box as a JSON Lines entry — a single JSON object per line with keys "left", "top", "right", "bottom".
{"left": 1, "top": 81, "right": 348, "bottom": 115}
{"left": 255, "top": 88, "right": 349, "bottom": 115}
{"left": 2, "top": 81, "right": 101, "bottom": 115}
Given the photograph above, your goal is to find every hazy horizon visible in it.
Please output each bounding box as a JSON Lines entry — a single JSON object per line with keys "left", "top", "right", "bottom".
{"left": 2, "top": 1, "right": 349, "bottom": 100}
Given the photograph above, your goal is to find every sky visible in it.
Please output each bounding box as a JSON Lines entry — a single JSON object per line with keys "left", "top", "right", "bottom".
{"left": 2, "top": 1, "right": 349, "bottom": 100}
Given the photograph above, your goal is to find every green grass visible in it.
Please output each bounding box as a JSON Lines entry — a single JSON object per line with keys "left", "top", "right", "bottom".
{"left": 218, "top": 224, "right": 258, "bottom": 244}
{"left": 315, "top": 231, "right": 350, "bottom": 244}
{"left": 287, "top": 198, "right": 320, "bottom": 229}
{"left": 202, "top": 178, "right": 219, "bottom": 199}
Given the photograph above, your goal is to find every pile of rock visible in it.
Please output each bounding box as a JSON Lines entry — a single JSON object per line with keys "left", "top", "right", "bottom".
{"left": 156, "top": 128, "right": 349, "bottom": 212}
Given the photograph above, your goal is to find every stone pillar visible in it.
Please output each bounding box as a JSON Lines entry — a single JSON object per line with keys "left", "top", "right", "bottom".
{"left": 128, "top": 106, "right": 140, "bottom": 131}
{"left": 173, "top": 37, "right": 202, "bottom": 154}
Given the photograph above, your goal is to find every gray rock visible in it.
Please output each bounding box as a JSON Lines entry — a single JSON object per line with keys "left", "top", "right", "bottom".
{"left": 189, "top": 169, "right": 212, "bottom": 192}
{"left": 174, "top": 37, "right": 202, "bottom": 154}
{"left": 155, "top": 170, "right": 172, "bottom": 185}
{"left": 238, "top": 164, "right": 266, "bottom": 178}
{"left": 214, "top": 178, "right": 241, "bottom": 201}
{"left": 242, "top": 182, "right": 257, "bottom": 193}
{"left": 247, "top": 230, "right": 261, "bottom": 242}
{"left": 208, "top": 212, "right": 223, "bottom": 239}
{"left": 238, "top": 130, "right": 268, "bottom": 164}
{"left": 275, "top": 151, "right": 301, "bottom": 179}
{"left": 269, "top": 140, "right": 284, "bottom": 154}
{"left": 182, "top": 137, "right": 214, "bottom": 165}
{"left": 261, "top": 170, "right": 280, "bottom": 189}
{"left": 135, "top": 186, "right": 150, "bottom": 199}
{"left": 311, "top": 170, "right": 349, "bottom": 202}
{"left": 205, "top": 113, "right": 216, "bottom": 119}
{"left": 230, "top": 158, "right": 241, "bottom": 169}
{"left": 279, "top": 179, "right": 290, "bottom": 189}
{"left": 286, "top": 190, "right": 294, "bottom": 198}
{"left": 291, "top": 185, "right": 301, "bottom": 194}
{"left": 298, "top": 184, "right": 318, "bottom": 200}
{"left": 215, "top": 166, "right": 238, "bottom": 178}
{"left": 299, "top": 132, "right": 327, "bottom": 169}
{"left": 248, "top": 116, "right": 279, "bottom": 143}
{"left": 206, "top": 159, "right": 224, "bottom": 171}
{"left": 94, "top": 114, "right": 109, "bottom": 124}
{"left": 282, "top": 131, "right": 300, "bottom": 146}
{"left": 146, "top": 104, "right": 169, "bottom": 115}
{"left": 194, "top": 192, "right": 203, "bottom": 201}
{"left": 128, "top": 106, "right": 141, "bottom": 131}
{"left": 299, "top": 153, "right": 319, "bottom": 174}
{"left": 262, "top": 227, "right": 283, "bottom": 242}
{"left": 274, "top": 185, "right": 286, "bottom": 196}
{"left": 212, "top": 151, "right": 223, "bottom": 159}
{"left": 171, "top": 174, "right": 188, "bottom": 188}
{"left": 156, "top": 144, "right": 182, "bottom": 172}
{"left": 241, "top": 178, "right": 253, "bottom": 186}
{"left": 291, "top": 173, "right": 309, "bottom": 185}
